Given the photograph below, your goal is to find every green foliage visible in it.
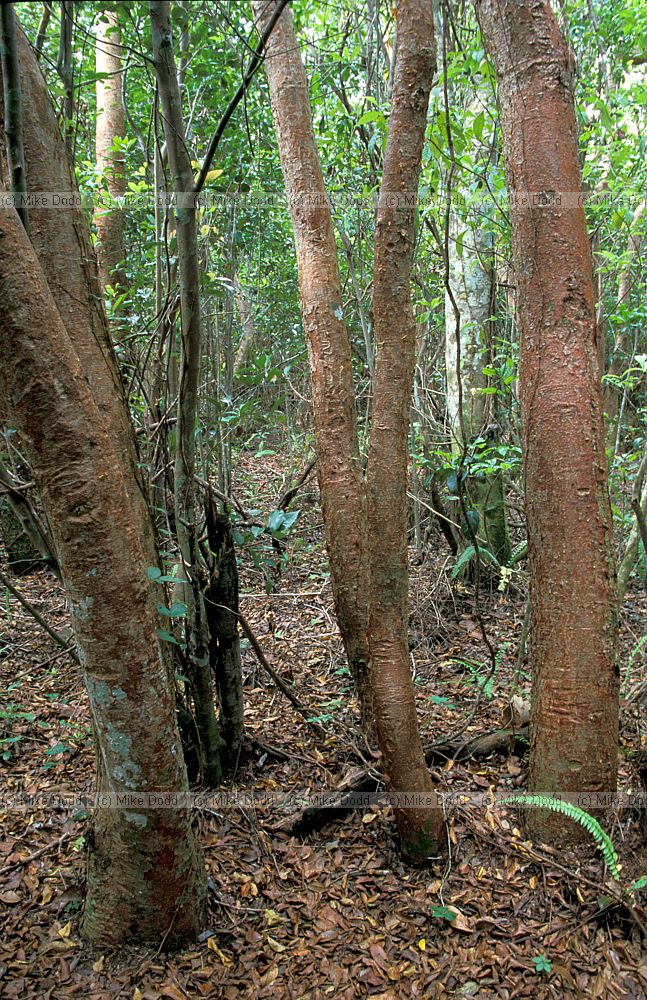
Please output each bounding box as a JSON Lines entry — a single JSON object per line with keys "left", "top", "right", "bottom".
{"left": 532, "top": 954, "right": 552, "bottom": 974}
{"left": 431, "top": 905, "right": 458, "bottom": 924}
{"left": 503, "top": 795, "right": 619, "bottom": 878}
{"left": 451, "top": 543, "right": 499, "bottom": 579}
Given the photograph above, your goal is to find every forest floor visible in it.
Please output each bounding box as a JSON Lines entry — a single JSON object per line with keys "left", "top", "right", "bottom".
{"left": 1, "top": 449, "right": 647, "bottom": 999}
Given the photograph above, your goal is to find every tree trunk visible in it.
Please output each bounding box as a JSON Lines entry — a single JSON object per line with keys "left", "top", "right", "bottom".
{"left": 251, "top": 0, "right": 372, "bottom": 731}
{"left": 94, "top": 9, "right": 127, "bottom": 292}
{"left": 601, "top": 200, "right": 645, "bottom": 445}
{"left": 4, "top": 25, "right": 155, "bottom": 569}
{"left": 150, "top": 0, "right": 222, "bottom": 786}
{"left": 366, "top": 0, "right": 444, "bottom": 860}
{"left": 0, "top": 204, "right": 206, "bottom": 947}
{"left": 474, "top": 0, "right": 618, "bottom": 842}
{"left": 445, "top": 214, "right": 491, "bottom": 450}
{"left": 204, "top": 501, "right": 244, "bottom": 769}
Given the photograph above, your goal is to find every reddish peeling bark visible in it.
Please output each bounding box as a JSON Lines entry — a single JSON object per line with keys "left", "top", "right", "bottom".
{"left": 367, "top": 0, "right": 444, "bottom": 858}
{"left": 0, "top": 205, "right": 206, "bottom": 945}
{"left": 4, "top": 26, "right": 154, "bottom": 565}
{"left": 94, "top": 9, "right": 127, "bottom": 291}
{"left": 251, "top": 0, "right": 371, "bottom": 729}
{"left": 474, "top": 0, "right": 618, "bottom": 840}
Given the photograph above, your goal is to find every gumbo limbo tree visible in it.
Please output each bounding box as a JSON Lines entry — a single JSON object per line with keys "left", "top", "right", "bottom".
{"left": 474, "top": 0, "right": 618, "bottom": 840}
{"left": 0, "top": 17, "right": 206, "bottom": 946}
{"left": 254, "top": 0, "right": 446, "bottom": 858}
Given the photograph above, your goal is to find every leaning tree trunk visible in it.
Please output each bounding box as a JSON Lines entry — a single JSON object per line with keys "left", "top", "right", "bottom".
{"left": 0, "top": 203, "right": 206, "bottom": 947}
{"left": 366, "top": 0, "right": 445, "bottom": 860}
{"left": 5, "top": 25, "right": 155, "bottom": 568}
{"left": 251, "top": 0, "right": 372, "bottom": 731}
{"left": 94, "top": 8, "right": 127, "bottom": 292}
{"left": 474, "top": 0, "right": 618, "bottom": 841}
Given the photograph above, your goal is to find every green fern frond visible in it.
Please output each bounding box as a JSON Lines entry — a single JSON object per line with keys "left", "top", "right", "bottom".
{"left": 502, "top": 794, "right": 619, "bottom": 879}
{"left": 627, "top": 874, "right": 647, "bottom": 895}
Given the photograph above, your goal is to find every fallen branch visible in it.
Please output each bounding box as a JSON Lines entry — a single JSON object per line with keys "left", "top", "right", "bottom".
{"left": 0, "top": 830, "right": 72, "bottom": 876}
{"left": 0, "top": 567, "right": 78, "bottom": 663}
{"left": 272, "top": 725, "right": 529, "bottom": 836}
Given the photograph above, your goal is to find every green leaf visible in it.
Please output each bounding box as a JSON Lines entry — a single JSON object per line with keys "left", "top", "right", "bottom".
{"left": 431, "top": 905, "right": 457, "bottom": 923}
{"left": 357, "top": 110, "right": 382, "bottom": 124}
{"left": 158, "top": 602, "right": 188, "bottom": 619}
{"left": 147, "top": 566, "right": 162, "bottom": 581}
{"left": 267, "top": 509, "right": 286, "bottom": 533}
{"left": 156, "top": 628, "right": 185, "bottom": 648}
{"left": 465, "top": 509, "right": 480, "bottom": 534}
{"left": 451, "top": 545, "right": 476, "bottom": 578}
{"left": 627, "top": 875, "right": 647, "bottom": 894}
{"left": 532, "top": 954, "right": 552, "bottom": 974}
{"left": 281, "top": 510, "right": 300, "bottom": 531}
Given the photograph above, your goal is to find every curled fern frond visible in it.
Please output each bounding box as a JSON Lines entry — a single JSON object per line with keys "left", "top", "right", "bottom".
{"left": 502, "top": 794, "right": 619, "bottom": 879}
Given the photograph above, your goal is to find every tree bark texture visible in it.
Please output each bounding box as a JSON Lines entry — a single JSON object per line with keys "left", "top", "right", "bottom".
{"left": 367, "top": 0, "right": 444, "bottom": 859}
{"left": 150, "top": 0, "right": 222, "bottom": 786}
{"left": 251, "top": 0, "right": 372, "bottom": 729}
{"left": 94, "top": 9, "right": 127, "bottom": 291}
{"left": 204, "top": 502, "right": 244, "bottom": 769}
{"left": 474, "top": 0, "right": 618, "bottom": 841}
{"left": 1, "top": 26, "right": 155, "bottom": 569}
{"left": 0, "top": 205, "right": 206, "bottom": 946}
{"left": 445, "top": 214, "right": 492, "bottom": 449}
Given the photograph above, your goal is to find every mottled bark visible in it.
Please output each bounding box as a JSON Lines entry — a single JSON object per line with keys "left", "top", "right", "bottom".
{"left": 445, "top": 215, "right": 491, "bottom": 449}
{"left": 3, "top": 26, "right": 155, "bottom": 568}
{"left": 251, "top": 0, "right": 372, "bottom": 730}
{"left": 474, "top": 0, "right": 618, "bottom": 841}
{"left": 150, "top": 0, "right": 222, "bottom": 786}
{"left": 0, "top": 205, "right": 206, "bottom": 946}
{"left": 367, "top": 0, "right": 444, "bottom": 859}
{"left": 94, "top": 10, "right": 127, "bottom": 291}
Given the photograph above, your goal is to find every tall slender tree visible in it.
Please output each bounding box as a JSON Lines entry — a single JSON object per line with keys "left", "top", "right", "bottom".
{"left": 150, "top": 0, "right": 222, "bottom": 785}
{"left": 94, "top": 8, "right": 127, "bottom": 292}
{"left": 250, "top": 0, "right": 371, "bottom": 727}
{"left": 0, "top": 10, "right": 207, "bottom": 943}
{"left": 254, "top": 0, "right": 445, "bottom": 858}
{"left": 473, "top": 0, "right": 618, "bottom": 841}
{"left": 366, "top": 0, "right": 444, "bottom": 857}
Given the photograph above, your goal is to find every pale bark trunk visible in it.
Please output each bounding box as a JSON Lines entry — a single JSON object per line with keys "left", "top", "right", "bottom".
{"left": 475, "top": 0, "right": 618, "bottom": 842}
{"left": 445, "top": 215, "right": 491, "bottom": 449}
{"left": 0, "top": 204, "right": 206, "bottom": 946}
{"left": 94, "top": 10, "right": 127, "bottom": 291}
{"left": 251, "top": 0, "right": 372, "bottom": 730}
{"left": 233, "top": 276, "right": 256, "bottom": 374}
{"left": 602, "top": 201, "right": 645, "bottom": 442}
{"left": 150, "top": 0, "right": 222, "bottom": 786}
{"left": 367, "top": 0, "right": 444, "bottom": 859}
